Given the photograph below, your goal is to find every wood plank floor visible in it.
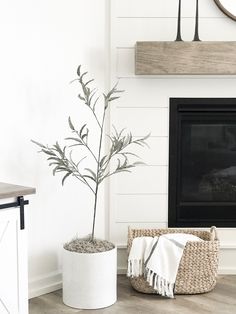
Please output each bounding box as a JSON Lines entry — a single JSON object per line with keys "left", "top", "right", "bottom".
{"left": 29, "top": 275, "right": 236, "bottom": 314}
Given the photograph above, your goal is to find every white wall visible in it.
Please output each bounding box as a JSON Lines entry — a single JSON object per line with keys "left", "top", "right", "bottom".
{"left": 109, "top": 0, "right": 236, "bottom": 274}
{"left": 0, "top": 0, "right": 109, "bottom": 297}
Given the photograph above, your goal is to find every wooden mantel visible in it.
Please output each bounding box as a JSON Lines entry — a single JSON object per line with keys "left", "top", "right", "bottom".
{"left": 135, "top": 41, "right": 236, "bottom": 75}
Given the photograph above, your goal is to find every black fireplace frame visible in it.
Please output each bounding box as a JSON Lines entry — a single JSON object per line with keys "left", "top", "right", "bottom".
{"left": 168, "top": 98, "right": 236, "bottom": 227}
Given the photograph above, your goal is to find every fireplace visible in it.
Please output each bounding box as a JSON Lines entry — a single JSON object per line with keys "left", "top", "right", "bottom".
{"left": 168, "top": 98, "right": 236, "bottom": 227}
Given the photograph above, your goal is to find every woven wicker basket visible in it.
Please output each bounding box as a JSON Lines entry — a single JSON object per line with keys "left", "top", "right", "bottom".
{"left": 127, "top": 226, "right": 220, "bottom": 295}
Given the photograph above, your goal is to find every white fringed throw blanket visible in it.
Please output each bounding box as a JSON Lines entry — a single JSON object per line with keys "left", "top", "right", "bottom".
{"left": 127, "top": 233, "right": 202, "bottom": 298}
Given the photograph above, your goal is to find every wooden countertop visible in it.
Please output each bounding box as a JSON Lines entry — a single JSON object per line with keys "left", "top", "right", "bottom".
{"left": 0, "top": 182, "right": 36, "bottom": 200}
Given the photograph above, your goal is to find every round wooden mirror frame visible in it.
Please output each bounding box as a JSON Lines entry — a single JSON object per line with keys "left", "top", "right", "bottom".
{"left": 214, "top": 0, "right": 236, "bottom": 21}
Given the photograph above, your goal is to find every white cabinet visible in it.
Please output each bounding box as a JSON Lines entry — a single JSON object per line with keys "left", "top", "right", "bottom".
{"left": 0, "top": 183, "right": 35, "bottom": 314}
{"left": 0, "top": 203, "right": 28, "bottom": 314}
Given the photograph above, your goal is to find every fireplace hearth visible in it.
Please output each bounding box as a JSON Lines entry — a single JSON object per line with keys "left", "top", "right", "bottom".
{"left": 168, "top": 98, "right": 236, "bottom": 227}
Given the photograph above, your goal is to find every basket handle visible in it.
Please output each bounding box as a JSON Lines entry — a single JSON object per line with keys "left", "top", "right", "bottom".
{"left": 210, "top": 226, "right": 219, "bottom": 241}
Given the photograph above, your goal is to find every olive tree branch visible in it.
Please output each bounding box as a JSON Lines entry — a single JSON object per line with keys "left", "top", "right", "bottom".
{"left": 66, "top": 117, "right": 98, "bottom": 163}
{"left": 97, "top": 130, "right": 150, "bottom": 183}
{"left": 31, "top": 140, "right": 95, "bottom": 194}
{"left": 71, "top": 66, "right": 102, "bottom": 129}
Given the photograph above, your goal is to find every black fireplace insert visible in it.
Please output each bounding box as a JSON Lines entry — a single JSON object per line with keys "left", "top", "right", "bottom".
{"left": 168, "top": 98, "right": 236, "bottom": 227}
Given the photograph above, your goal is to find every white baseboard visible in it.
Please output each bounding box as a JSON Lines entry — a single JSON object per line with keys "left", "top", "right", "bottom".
{"left": 218, "top": 267, "right": 236, "bottom": 275}
{"left": 117, "top": 267, "right": 127, "bottom": 275}
{"left": 29, "top": 271, "right": 62, "bottom": 299}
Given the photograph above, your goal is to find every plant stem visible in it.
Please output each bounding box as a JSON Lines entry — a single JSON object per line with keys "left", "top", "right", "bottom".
{"left": 88, "top": 105, "right": 102, "bottom": 129}
{"left": 91, "top": 108, "right": 106, "bottom": 241}
{"left": 91, "top": 184, "right": 99, "bottom": 242}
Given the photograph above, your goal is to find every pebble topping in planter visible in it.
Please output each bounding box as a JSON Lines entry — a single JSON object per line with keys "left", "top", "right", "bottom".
{"left": 64, "top": 236, "right": 115, "bottom": 253}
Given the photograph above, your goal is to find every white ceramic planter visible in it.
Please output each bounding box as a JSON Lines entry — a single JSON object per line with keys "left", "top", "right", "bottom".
{"left": 62, "top": 246, "right": 117, "bottom": 309}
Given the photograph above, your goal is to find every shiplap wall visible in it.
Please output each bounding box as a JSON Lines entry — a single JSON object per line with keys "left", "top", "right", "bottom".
{"left": 109, "top": 0, "right": 236, "bottom": 274}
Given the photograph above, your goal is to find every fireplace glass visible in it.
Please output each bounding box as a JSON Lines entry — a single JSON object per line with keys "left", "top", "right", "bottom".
{"left": 181, "top": 122, "right": 236, "bottom": 202}
{"left": 169, "top": 98, "right": 236, "bottom": 227}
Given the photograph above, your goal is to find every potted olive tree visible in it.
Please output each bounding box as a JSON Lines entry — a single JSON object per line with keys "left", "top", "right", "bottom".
{"left": 32, "top": 66, "right": 149, "bottom": 309}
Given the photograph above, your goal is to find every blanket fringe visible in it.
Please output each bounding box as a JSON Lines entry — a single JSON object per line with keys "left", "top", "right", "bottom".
{"left": 127, "top": 263, "right": 175, "bottom": 298}
{"left": 145, "top": 268, "right": 174, "bottom": 298}
{"left": 127, "top": 259, "right": 143, "bottom": 277}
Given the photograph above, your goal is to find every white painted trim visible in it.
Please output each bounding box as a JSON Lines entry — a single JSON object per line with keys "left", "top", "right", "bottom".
{"left": 117, "top": 244, "right": 128, "bottom": 249}
{"left": 28, "top": 271, "right": 62, "bottom": 299}
{"left": 220, "top": 244, "right": 236, "bottom": 250}
{"left": 117, "top": 267, "right": 127, "bottom": 275}
{"left": 218, "top": 267, "right": 236, "bottom": 275}
{"left": 29, "top": 282, "right": 62, "bottom": 300}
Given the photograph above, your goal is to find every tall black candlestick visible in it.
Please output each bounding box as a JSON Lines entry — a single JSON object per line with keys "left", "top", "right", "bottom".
{"left": 193, "top": 0, "right": 201, "bottom": 41}
{"left": 175, "top": 0, "right": 182, "bottom": 41}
